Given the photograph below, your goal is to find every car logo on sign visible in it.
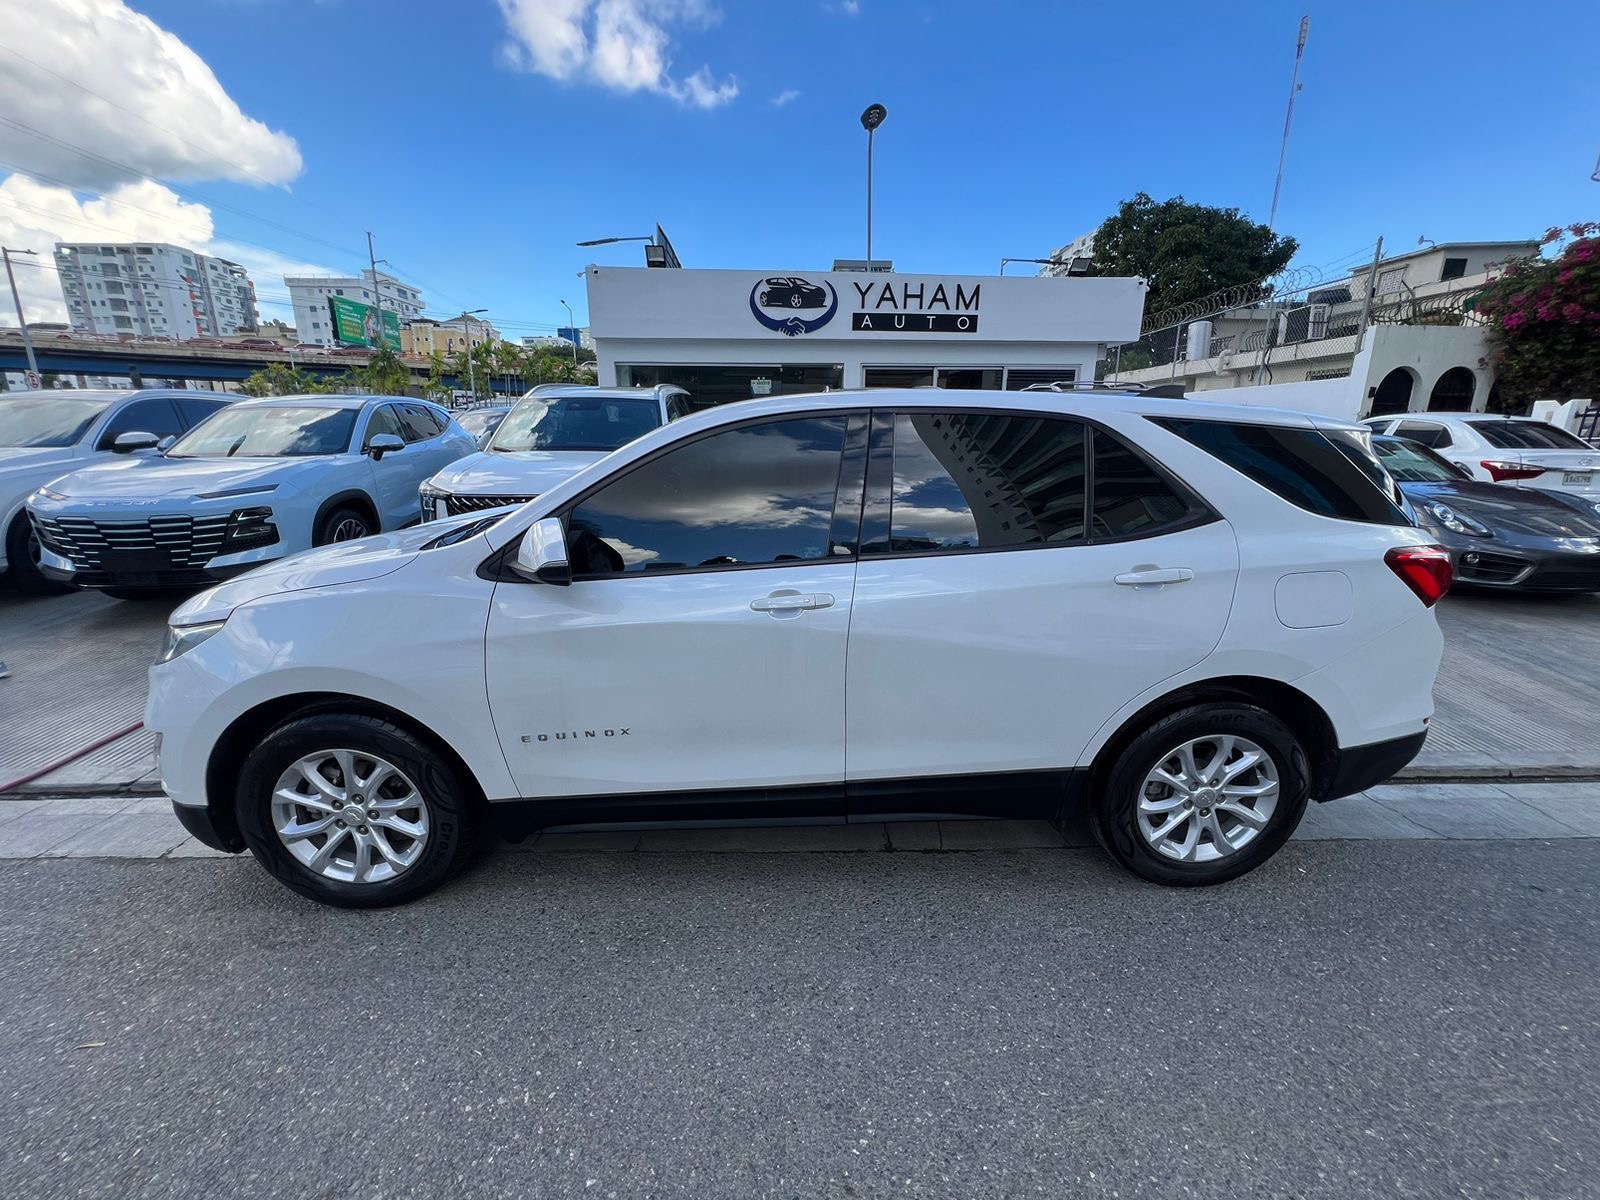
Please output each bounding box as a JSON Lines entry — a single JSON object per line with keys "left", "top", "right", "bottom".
{"left": 749, "top": 276, "right": 837, "bottom": 337}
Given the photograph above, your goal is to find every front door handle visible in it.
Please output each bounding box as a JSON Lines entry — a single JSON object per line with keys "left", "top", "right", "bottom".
{"left": 750, "top": 592, "right": 835, "bottom": 612}
{"left": 1113, "top": 567, "right": 1194, "bottom": 588}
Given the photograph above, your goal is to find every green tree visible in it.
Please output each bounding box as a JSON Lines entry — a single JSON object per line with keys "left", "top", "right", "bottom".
{"left": 1474, "top": 223, "right": 1600, "bottom": 409}
{"left": 1087, "top": 192, "right": 1298, "bottom": 317}
{"left": 344, "top": 346, "right": 411, "bottom": 396}
{"left": 422, "top": 350, "right": 452, "bottom": 402}
{"left": 240, "top": 362, "right": 334, "bottom": 397}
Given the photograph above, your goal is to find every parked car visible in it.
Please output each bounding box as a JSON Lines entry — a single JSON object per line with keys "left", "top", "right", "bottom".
{"left": 1371, "top": 435, "right": 1600, "bottom": 591}
{"left": 757, "top": 276, "right": 827, "bottom": 309}
{"left": 419, "top": 385, "right": 691, "bottom": 521}
{"left": 146, "top": 389, "right": 1448, "bottom": 907}
{"left": 1, "top": 388, "right": 234, "bottom": 593}
{"left": 29, "top": 394, "right": 476, "bottom": 598}
{"left": 234, "top": 338, "right": 284, "bottom": 351}
{"left": 1364, "top": 413, "right": 1600, "bottom": 499}
{"left": 452, "top": 405, "right": 512, "bottom": 447}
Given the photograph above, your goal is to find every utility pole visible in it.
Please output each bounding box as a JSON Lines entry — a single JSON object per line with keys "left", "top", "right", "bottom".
{"left": 560, "top": 300, "right": 579, "bottom": 367}
{"left": 365, "top": 231, "right": 388, "bottom": 353}
{"left": 1356, "top": 236, "right": 1386, "bottom": 340}
{"left": 3, "top": 247, "right": 42, "bottom": 387}
{"left": 1269, "top": 17, "right": 1309, "bottom": 230}
{"left": 860, "top": 104, "right": 887, "bottom": 265}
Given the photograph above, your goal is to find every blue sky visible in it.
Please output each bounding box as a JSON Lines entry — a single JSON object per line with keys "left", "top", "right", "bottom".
{"left": 4, "top": 1, "right": 1596, "bottom": 336}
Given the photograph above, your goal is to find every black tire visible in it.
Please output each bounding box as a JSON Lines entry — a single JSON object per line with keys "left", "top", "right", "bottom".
{"left": 1090, "top": 703, "right": 1310, "bottom": 887}
{"left": 314, "top": 504, "right": 374, "bottom": 546}
{"left": 5, "top": 513, "right": 74, "bottom": 594}
{"left": 236, "top": 712, "right": 481, "bottom": 908}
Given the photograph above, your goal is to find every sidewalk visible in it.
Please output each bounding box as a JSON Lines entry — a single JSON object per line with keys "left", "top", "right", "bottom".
{"left": 1, "top": 783, "right": 1596, "bottom": 862}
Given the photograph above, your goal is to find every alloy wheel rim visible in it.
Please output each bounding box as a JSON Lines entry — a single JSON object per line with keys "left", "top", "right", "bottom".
{"left": 1135, "top": 734, "right": 1280, "bottom": 863}
{"left": 331, "top": 517, "right": 369, "bottom": 541}
{"left": 271, "top": 750, "right": 430, "bottom": 884}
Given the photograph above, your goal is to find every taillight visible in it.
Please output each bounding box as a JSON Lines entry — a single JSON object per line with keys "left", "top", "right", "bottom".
{"left": 1385, "top": 544, "right": 1453, "bottom": 607}
{"left": 1480, "top": 459, "right": 1546, "bottom": 482}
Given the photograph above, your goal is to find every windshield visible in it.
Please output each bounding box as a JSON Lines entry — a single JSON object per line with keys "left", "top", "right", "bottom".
{"left": 457, "top": 409, "right": 507, "bottom": 437}
{"left": 168, "top": 406, "right": 357, "bottom": 458}
{"left": 1374, "top": 438, "right": 1460, "bottom": 483}
{"left": 489, "top": 394, "right": 662, "bottom": 452}
{"left": 0, "top": 394, "right": 114, "bottom": 448}
{"left": 1476, "top": 420, "right": 1590, "bottom": 450}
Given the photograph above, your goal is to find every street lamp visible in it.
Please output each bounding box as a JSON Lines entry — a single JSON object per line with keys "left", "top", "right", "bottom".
{"left": 576, "top": 234, "right": 667, "bottom": 268}
{"left": 559, "top": 300, "right": 579, "bottom": 366}
{"left": 461, "top": 308, "right": 488, "bottom": 403}
{"left": 1001, "top": 255, "right": 1091, "bottom": 276}
{"left": 860, "top": 103, "right": 887, "bottom": 265}
{"left": 2, "top": 247, "right": 41, "bottom": 386}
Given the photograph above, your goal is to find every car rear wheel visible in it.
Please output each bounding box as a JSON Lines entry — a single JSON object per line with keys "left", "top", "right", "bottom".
{"left": 5, "top": 513, "right": 74, "bottom": 594}
{"left": 315, "top": 505, "right": 374, "bottom": 545}
{"left": 1090, "top": 703, "right": 1309, "bottom": 886}
{"left": 236, "top": 712, "right": 480, "bottom": 908}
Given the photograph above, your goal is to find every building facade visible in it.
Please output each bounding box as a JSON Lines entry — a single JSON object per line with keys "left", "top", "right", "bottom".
{"left": 585, "top": 266, "right": 1146, "bottom": 406}
{"left": 1105, "top": 241, "right": 1539, "bottom": 418}
{"left": 55, "top": 242, "right": 258, "bottom": 339}
{"left": 285, "top": 270, "right": 425, "bottom": 346}
{"left": 401, "top": 314, "right": 500, "bottom": 358}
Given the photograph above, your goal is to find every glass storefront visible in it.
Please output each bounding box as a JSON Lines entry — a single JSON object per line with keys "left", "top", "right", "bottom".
{"left": 619, "top": 363, "right": 843, "bottom": 406}
{"left": 862, "top": 366, "right": 1073, "bottom": 390}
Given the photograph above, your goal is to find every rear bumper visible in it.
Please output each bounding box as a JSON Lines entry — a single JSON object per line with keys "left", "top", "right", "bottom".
{"left": 1318, "top": 730, "right": 1428, "bottom": 802}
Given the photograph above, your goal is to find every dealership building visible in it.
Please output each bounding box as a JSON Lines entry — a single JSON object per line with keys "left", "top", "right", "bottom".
{"left": 584, "top": 266, "right": 1146, "bottom": 404}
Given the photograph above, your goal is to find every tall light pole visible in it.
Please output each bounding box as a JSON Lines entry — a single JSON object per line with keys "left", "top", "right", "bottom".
{"left": 559, "top": 300, "right": 579, "bottom": 366}
{"left": 3, "top": 247, "right": 41, "bottom": 386}
{"left": 460, "top": 308, "right": 488, "bottom": 403}
{"left": 1268, "top": 17, "right": 1309, "bottom": 230}
{"left": 860, "top": 104, "right": 888, "bottom": 265}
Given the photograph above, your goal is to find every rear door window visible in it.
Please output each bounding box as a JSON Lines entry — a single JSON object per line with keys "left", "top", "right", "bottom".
{"left": 397, "top": 404, "right": 441, "bottom": 442}
{"left": 174, "top": 396, "right": 230, "bottom": 429}
{"left": 1157, "top": 418, "right": 1409, "bottom": 525}
{"left": 1394, "top": 421, "right": 1452, "bottom": 449}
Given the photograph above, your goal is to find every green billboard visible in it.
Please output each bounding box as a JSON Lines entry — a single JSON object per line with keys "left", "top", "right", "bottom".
{"left": 327, "top": 294, "right": 401, "bottom": 350}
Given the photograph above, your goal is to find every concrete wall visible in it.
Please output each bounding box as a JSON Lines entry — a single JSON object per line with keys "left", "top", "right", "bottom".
{"left": 1362, "top": 324, "right": 1493, "bottom": 415}
{"left": 1182, "top": 375, "right": 1364, "bottom": 418}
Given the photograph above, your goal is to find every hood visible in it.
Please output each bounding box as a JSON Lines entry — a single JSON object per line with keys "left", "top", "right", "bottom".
{"left": 0, "top": 446, "right": 80, "bottom": 493}
{"left": 1402, "top": 479, "right": 1600, "bottom": 539}
{"left": 167, "top": 516, "right": 488, "bottom": 625}
{"left": 427, "top": 449, "right": 609, "bottom": 497}
{"left": 42, "top": 453, "right": 313, "bottom": 501}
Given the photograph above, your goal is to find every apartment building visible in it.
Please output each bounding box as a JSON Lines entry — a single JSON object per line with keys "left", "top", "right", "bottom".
{"left": 55, "top": 242, "right": 258, "bottom": 339}
{"left": 401, "top": 313, "right": 500, "bottom": 357}
{"left": 285, "top": 270, "right": 425, "bottom": 346}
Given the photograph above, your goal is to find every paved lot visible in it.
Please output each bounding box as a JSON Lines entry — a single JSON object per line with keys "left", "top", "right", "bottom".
{"left": 3, "top": 586, "right": 1598, "bottom": 793}
{"left": 1, "top": 838, "right": 1595, "bottom": 1199}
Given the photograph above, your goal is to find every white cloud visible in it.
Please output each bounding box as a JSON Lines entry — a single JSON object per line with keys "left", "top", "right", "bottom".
{"left": 0, "top": 0, "right": 302, "bottom": 192}
{"left": 770, "top": 89, "right": 801, "bottom": 107}
{"left": 827, "top": 0, "right": 861, "bottom": 14}
{"left": 497, "top": 0, "right": 738, "bottom": 109}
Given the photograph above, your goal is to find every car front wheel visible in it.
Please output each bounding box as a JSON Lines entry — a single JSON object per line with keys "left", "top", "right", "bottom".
{"left": 5, "top": 513, "right": 74, "bottom": 594}
{"left": 1091, "top": 703, "right": 1309, "bottom": 886}
{"left": 235, "top": 712, "right": 480, "bottom": 907}
{"left": 315, "top": 505, "right": 374, "bottom": 545}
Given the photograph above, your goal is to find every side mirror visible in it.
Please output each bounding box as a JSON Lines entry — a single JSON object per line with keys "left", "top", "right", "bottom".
{"left": 111, "top": 431, "right": 161, "bottom": 454}
{"left": 367, "top": 433, "right": 404, "bottom": 460}
{"left": 510, "top": 517, "right": 571, "bottom": 585}
{"left": 156, "top": 435, "right": 176, "bottom": 452}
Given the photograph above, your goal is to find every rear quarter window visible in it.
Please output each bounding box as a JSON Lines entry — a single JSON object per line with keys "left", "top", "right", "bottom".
{"left": 1155, "top": 418, "right": 1409, "bottom": 525}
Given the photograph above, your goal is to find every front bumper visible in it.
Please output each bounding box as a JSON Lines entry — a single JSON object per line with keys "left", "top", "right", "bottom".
{"left": 171, "top": 798, "right": 245, "bottom": 853}
{"left": 1431, "top": 530, "right": 1600, "bottom": 592}
{"left": 1318, "top": 730, "right": 1428, "bottom": 802}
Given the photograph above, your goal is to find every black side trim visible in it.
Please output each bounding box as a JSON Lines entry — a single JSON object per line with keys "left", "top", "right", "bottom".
{"left": 1317, "top": 730, "right": 1427, "bottom": 802}
{"left": 172, "top": 800, "right": 245, "bottom": 853}
{"left": 488, "top": 768, "right": 1091, "bottom": 841}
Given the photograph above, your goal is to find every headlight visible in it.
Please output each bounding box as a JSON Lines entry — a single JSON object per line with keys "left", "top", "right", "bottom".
{"left": 156, "top": 620, "right": 226, "bottom": 664}
{"left": 224, "top": 505, "right": 279, "bottom": 548}
{"left": 35, "top": 485, "right": 67, "bottom": 501}
{"left": 1424, "top": 501, "right": 1492, "bottom": 538}
{"left": 419, "top": 484, "right": 450, "bottom": 523}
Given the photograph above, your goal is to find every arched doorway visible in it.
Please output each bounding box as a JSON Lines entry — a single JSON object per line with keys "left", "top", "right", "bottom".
{"left": 1369, "top": 368, "right": 1414, "bottom": 416}
{"left": 1429, "top": 367, "right": 1476, "bottom": 412}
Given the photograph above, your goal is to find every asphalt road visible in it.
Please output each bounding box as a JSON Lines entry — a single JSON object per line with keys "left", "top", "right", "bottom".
{"left": 1, "top": 840, "right": 1596, "bottom": 1200}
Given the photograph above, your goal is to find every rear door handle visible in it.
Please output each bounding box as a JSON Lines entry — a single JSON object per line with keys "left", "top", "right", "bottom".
{"left": 750, "top": 592, "right": 835, "bottom": 612}
{"left": 1113, "top": 568, "right": 1194, "bottom": 587}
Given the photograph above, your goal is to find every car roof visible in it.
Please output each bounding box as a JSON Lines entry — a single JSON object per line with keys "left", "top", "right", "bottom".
{"left": 524, "top": 386, "right": 680, "bottom": 401}
{"left": 228, "top": 393, "right": 375, "bottom": 410}
{"left": 0, "top": 388, "right": 232, "bottom": 402}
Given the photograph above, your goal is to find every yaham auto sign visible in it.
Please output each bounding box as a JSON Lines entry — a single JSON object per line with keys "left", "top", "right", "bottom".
{"left": 327, "top": 294, "right": 402, "bottom": 351}
{"left": 848, "top": 279, "right": 983, "bottom": 333}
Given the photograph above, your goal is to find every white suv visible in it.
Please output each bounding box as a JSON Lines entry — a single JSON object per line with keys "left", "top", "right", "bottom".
{"left": 147, "top": 390, "right": 1449, "bottom": 907}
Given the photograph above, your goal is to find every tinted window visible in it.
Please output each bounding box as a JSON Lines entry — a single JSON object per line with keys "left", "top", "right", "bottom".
{"left": 97, "top": 398, "right": 183, "bottom": 448}
{"left": 565, "top": 417, "right": 846, "bottom": 576}
{"left": 1373, "top": 438, "right": 1460, "bottom": 483}
{"left": 0, "top": 394, "right": 115, "bottom": 448}
{"left": 168, "top": 406, "right": 358, "bottom": 458}
{"left": 397, "top": 404, "right": 439, "bottom": 442}
{"left": 491, "top": 394, "right": 663, "bottom": 452}
{"left": 1090, "top": 428, "right": 1194, "bottom": 539}
{"left": 1475, "top": 420, "right": 1590, "bottom": 451}
{"left": 1394, "top": 421, "right": 1451, "bottom": 449}
{"left": 872, "top": 412, "right": 1086, "bottom": 554}
{"left": 1158, "top": 418, "right": 1409, "bottom": 525}
{"left": 363, "top": 405, "right": 404, "bottom": 446}
{"left": 175, "top": 396, "right": 230, "bottom": 428}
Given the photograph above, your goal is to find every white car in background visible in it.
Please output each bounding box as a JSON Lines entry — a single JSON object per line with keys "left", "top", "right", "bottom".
{"left": 147, "top": 389, "right": 1447, "bottom": 907}
{"left": 1365, "top": 413, "right": 1600, "bottom": 502}
{"left": 29, "top": 394, "right": 476, "bottom": 598}
{"left": 1, "top": 388, "right": 234, "bottom": 593}
{"left": 420, "top": 385, "right": 693, "bottom": 520}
